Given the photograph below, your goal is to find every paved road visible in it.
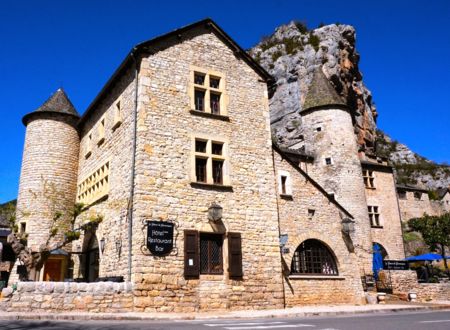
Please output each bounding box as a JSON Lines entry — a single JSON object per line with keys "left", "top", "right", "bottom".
{"left": 1, "top": 310, "right": 450, "bottom": 330}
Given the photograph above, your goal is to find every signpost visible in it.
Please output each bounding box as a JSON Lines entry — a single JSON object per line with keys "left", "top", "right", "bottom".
{"left": 146, "top": 221, "right": 174, "bottom": 256}
{"left": 383, "top": 260, "right": 409, "bottom": 270}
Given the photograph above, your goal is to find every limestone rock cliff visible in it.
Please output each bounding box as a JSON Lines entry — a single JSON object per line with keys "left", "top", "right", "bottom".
{"left": 249, "top": 21, "right": 377, "bottom": 150}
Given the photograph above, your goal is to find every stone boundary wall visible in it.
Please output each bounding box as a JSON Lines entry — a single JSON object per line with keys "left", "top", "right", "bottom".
{"left": 381, "top": 270, "right": 450, "bottom": 302}
{"left": 0, "top": 281, "right": 133, "bottom": 313}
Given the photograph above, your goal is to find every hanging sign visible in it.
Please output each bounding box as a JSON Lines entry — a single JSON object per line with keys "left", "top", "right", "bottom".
{"left": 146, "top": 221, "right": 174, "bottom": 256}
{"left": 383, "top": 260, "right": 409, "bottom": 270}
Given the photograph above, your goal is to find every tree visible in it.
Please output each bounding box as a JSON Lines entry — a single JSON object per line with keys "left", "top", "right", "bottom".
{"left": 408, "top": 213, "right": 450, "bottom": 274}
{"left": 0, "top": 187, "right": 103, "bottom": 281}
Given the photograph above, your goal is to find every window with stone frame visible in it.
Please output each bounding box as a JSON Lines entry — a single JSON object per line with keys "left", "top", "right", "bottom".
{"left": 85, "top": 133, "right": 92, "bottom": 158}
{"left": 363, "top": 170, "right": 375, "bottom": 189}
{"left": 193, "top": 138, "right": 227, "bottom": 185}
{"left": 112, "top": 99, "right": 122, "bottom": 131}
{"left": 191, "top": 69, "right": 226, "bottom": 116}
{"left": 278, "top": 170, "right": 292, "bottom": 196}
{"left": 200, "top": 233, "right": 223, "bottom": 275}
{"left": 291, "top": 239, "right": 338, "bottom": 275}
{"left": 97, "top": 117, "right": 105, "bottom": 146}
{"left": 368, "top": 205, "right": 381, "bottom": 228}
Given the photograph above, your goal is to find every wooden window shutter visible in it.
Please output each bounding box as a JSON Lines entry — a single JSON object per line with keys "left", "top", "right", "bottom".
{"left": 184, "top": 230, "right": 199, "bottom": 279}
{"left": 228, "top": 232, "right": 243, "bottom": 278}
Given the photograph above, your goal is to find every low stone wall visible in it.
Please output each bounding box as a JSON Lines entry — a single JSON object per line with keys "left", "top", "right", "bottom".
{"left": 381, "top": 270, "right": 450, "bottom": 302}
{"left": 0, "top": 281, "right": 133, "bottom": 312}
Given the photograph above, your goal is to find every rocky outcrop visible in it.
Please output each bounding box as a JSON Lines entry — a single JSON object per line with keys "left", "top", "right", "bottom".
{"left": 249, "top": 21, "right": 377, "bottom": 150}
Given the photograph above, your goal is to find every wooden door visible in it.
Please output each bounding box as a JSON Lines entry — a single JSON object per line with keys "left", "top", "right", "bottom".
{"left": 43, "top": 259, "right": 62, "bottom": 281}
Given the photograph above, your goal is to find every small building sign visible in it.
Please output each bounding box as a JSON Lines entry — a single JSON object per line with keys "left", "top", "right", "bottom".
{"left": 146, "top": 221, "right": 174, "bottom": 256}
{"left": 383, "top": 260, "right": 409, "bottom": 270}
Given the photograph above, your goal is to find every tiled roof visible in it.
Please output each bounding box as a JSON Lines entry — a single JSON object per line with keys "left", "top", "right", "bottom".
{"left": 34, "top": 88, "right": 79, "bottom": 117}
{"left": 302, "top": 66, "right": 347, "bottom": 112}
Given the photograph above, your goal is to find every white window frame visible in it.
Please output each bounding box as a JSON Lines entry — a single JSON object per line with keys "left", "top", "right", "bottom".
{"left": 278, "top": 170, "right": 292, "bottom": 196}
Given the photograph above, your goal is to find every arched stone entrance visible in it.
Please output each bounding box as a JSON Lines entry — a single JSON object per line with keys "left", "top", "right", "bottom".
{"left": 79, "top": 233, "right": 100, "bottom": 282}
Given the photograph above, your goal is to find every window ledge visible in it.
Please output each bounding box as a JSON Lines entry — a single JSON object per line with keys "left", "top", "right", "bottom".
{"left": 371, "top": 225, "right": 384, "bottom": 229}
{"left": 280, "top": 194, "right": 293, "bottom": 200}
{"left": 190, "top": 182, "right": 233, "bottom": 192}
{"left": 190, "top": 110, "right": 230, "bottom": 121}
{"left": 199, "top": 274, "right": 224, "bottom": 281}
{"left": 365, "top": 187, "right": 376, "bottom": 190}
{"left": 289, "top": 275, "right": 345, "bottom": 280}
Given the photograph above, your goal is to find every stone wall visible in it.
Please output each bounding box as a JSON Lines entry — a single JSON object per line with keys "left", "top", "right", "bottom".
{"left": 381, "top": 270, "right": 450, "bottom": 302}
{"left": 302, "top": 108, "right": 372, "bottom": 272}
{"left": 73, "top": 67, "right": 137, "bottom": 280}
{"left": 363, "top": 165, "right": 405, "bottom": 260}
{"left": 398, "top": 191, "right": 447, "bottom": 222}
{"left": 0, "top": 281, "right": 133, "bottom": 313}
{"left": 274, "top": 150, "right": 366, "bottom": 306}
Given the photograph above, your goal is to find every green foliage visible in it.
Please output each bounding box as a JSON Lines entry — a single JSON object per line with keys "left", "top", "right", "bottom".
{"left": 294, "top": 20, "right": 308, "bottom": 34}
{"left": 408, "top": 213, "right": 450, "bottom": 256}
{"left": 307, "top": 33, "right": 320, "bottom": 51}
{"left": 271, "top": 50, "right": 283, "bottom": 62}
{"left": 64, "top": 231, "right": 81, "bottom": 242}
{"left": 428, "top": 190, "right": 441, "bottom": 201}
{"left": 259, "top": 36, "right": 278, "bottom": 52}
{"left": 403, "top": 231, "right": 422, "bottom": 243}
{"left": 282, "top": 37, "right": 303, "bottom": 55}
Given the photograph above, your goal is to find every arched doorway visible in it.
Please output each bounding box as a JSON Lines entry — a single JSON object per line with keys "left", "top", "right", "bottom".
{"left": 80, "top": 234, "right": 99, "bottom": 282}
{"left": 373, "top": 242, "right": 389, "bottom": 260}
{"left": 291, "top": 239, "right": 338, "bottom": 275}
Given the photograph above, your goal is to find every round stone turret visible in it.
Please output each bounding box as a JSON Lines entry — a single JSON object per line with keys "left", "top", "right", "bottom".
{"left": 300, "top": 67, "right": 373, "bottom": 272}
{"left": 16, "top": 88, "right": 80, "bottom": 252}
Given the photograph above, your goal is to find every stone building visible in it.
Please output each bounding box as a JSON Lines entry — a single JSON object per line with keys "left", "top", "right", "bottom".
{"left": 9, "top": 19, "right": 409, "bottom": 311}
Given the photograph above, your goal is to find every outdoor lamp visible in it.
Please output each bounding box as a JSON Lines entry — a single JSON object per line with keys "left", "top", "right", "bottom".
{"left": 341, "top": 218, "right": 355, "bottom": 235}
{"left": 208, "top": 202, "right": 223, "bottom": 222}
{"left": 115, "top": 239, "right": 122, "bottom": 254}
{"left": 100, "top": 237, "right": 106, "bottom": 253}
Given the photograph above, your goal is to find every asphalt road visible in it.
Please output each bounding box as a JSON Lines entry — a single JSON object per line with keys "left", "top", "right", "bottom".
{"left": 1, "top": 310, "right": 450, "bottom": 330}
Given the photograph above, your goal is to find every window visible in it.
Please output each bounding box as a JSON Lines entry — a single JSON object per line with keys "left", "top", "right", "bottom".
{"left": 184, "top": 230, "right": 242, "bottom": 279}
{"left": 363, "top": 170, "right": 375, "bottom": 188}
{"left": 308, "top": 209, "right": 315, "bottom": 218}
{"left": 193, "top": 138, "right": 227, "bottom": 185}
{"left": 85, "top": 133, "right": 92, "bottom": 158}
{"left": 278, "top": 171, "right": 292, "bottom": 196}
{"left": 414, "top": 192, "right": 422, "bottom": 201}
{"left": 315, "top": 126, "right": 322, "bottom": 132}
{"left": 112, "top": 100, "right": 122, "bottom": 130}
{"left": 291, "top": 239, "right": 338, "bottom": 275}
{"left": 97, "top": 118, "right": 105, "bottom": 145}
{"left": 77, "top": 162, "right": 110, "bottom": 205}
{"left": 368, "top": 205, "right": 381, "bottom": 227}
{"left": 191, "top": 69, "right": 226, "bottom": 116}
{"left": 200, "top": 233, "right": 223, "bottom": 274}
{"left": 398, "top": 189, "right": 407, "bottom": 199}
{"left": 325, "top": 157, "right": 332, "bottom": 165}
{"left": 20, "top": 222, "right": 26, "bottom": 233}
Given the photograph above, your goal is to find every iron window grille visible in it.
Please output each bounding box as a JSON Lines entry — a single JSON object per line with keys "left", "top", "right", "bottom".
{"left": 291, "top": 239, "right": 338, "bottom": 275}
{"left": 200, "top": 233, "right": 223, "bottom": 274}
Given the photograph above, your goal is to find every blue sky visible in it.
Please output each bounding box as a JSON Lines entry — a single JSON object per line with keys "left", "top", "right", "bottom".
{"left": 1, "top": 0, "right": 449, "bottom": 203}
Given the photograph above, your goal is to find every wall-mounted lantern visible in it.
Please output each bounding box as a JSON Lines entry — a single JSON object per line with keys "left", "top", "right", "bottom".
{"left": 208, "top": 202, "right": 223, "bottom": 222}
{"left": 341, "top": 218, "right": 355, "bottom": 235}
{"left": 100, "top": 237, "right": 106, "bottom": 253}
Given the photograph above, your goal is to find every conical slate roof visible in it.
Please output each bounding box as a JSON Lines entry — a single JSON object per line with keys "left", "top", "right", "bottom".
{"left": 302, "top": 67, "right": 347, "bottom": 112}
{"left": 34, "top": 88, "right": 79, "bottom": 117}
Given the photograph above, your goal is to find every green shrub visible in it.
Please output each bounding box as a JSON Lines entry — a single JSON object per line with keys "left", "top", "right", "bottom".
{"left": 294, "top": 20, "right": 308, "bottom": 34}
{"left": 271, "top": 50, "right": 283, "bottom": 62}
{"left": 282, "top": 37, "right": 303, "bottom": 55}
{"left": 307, "top": 33, "right": 320, "bottom": 51}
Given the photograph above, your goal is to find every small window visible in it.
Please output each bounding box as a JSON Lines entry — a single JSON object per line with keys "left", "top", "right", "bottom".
{"left": 414, "top": 192, "right": 422, "bottom": 201}
{"left": 299, "top": 135, "right": 304, "bottom": 141}
{"left": 281, "top": 175, "right": 287, "bottom": 195}
{"left": 97, "top": 118, "right": 105, "bottom": 145}
{"left": 398, "top": 190, "right": 407, "bottom": 199}
{"left": 211, "top": 142, "right": 223, "bottom": 155}
{"left": 209, "top": 77, "right": 220, "bottom": 89}
{"left": 194, "top": 73, "right": 205, "bottom": 85}
{"left": 113, "top": 100, "right": 122, "bottom": 130}
{"left": 195, "top": 139, "right": 207, "bottom": 153}
{"left": 20, "top": 222, "right": 26, "bottom": 233}
{"left": 308, "top": 209, "right": 315, "bottom": 218}
{"left": 192, "top": 138, "right": 227, "bottom": 186}
{"left": 316, "top": 126, "right": 322, "bottom": 132}
{"left": 325, "top": 157, "right": 332, "bottom": 165}
{"left": 191, "top": 70, "right": 225, "bottom": 116}
{"left": 368, "top": 205, "right": 381, "bottom": 227}
{"left": 195, "top": 90, "right": 205, "bottom": 111}
{"left": 195, "top": 158, "right": 207, "bottom": 183}
{"left": 291, "top": 239, "right": 338, "bottom": 275}
{"left": 363, "top": 170, "right": 375, "bottom": 188}
{"left": 85, "top": 133, "right": 92, "bottom": 158}
{"left": 200, "top": 233, "right": 223, "bottom": 274}
{"left": 212, "top": 160, "right": 223, "bottom": 184}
